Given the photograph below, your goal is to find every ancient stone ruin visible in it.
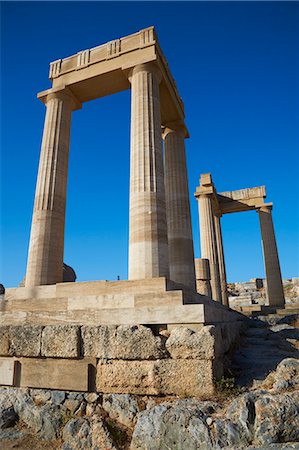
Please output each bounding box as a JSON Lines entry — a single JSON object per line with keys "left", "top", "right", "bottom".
{"left": 0, "top": 27, "right": 298, "bottom": 449}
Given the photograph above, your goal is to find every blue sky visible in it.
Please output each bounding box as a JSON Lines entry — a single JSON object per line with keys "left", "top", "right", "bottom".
{"left": 1, "top": 1, "right": 298, "bottom": 287}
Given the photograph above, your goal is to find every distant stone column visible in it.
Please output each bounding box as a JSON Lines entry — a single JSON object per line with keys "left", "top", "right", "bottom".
{"left": 214, "top": 213, "right": 229, "bottom": 306}
{"left": 197, "top": 195, "right": 222, "bottom": 302}
{"left": 195, "top": 258, "right": 212, "bottom": 297}
{"left": 128, "top": 63, "right": 169, "bottom": 279}
{"left": 25, "top": 88, "right": 81, "bottom": 286}
{"left": 163, "top": 125, "right": 196, "bottom": 289}
{"left": 258, "top": 205, "right": 285, "bottom": 307}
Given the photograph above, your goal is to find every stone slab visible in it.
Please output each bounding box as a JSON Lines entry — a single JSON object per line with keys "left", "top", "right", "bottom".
{"left": 19, "top": 357, "right": 96, "bottom": 391}
{"left": 0, "top": 357, "right": 15, "bottom": 385}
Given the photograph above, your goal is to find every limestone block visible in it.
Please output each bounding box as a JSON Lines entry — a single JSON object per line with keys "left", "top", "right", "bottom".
{"left": 19, "top": 358, "right": 91, "bottom": 391}
{"left": 0, "top": 358, "right": 15, "bottom": 385}
{"left": 41, "top": 325, "right": 80, "bottom": 358}
{"left": 165, "top": 324, "right": 242, "bottom": 360}
{"left": 0, "top": 326, "right": 9, "bottom": 356}
{"left": 96, "top": 359, "right": 217, "bottom": 397}
{"left": 82, "top": 325, "right": 166, "bottom": 360}
{"left": 165, "top": 326, "right": 221, "bottom": 359}
{"left": 9, "top": 325, "right": 42, "bottom": 357}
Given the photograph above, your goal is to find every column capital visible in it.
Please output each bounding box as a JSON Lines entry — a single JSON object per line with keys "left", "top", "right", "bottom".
{"left": 162, "top": 121, "right": 188, "bottom": 139}
{"left": 257, "top": 203, "right": 273, "bottom": 214}
{"left": 127, "top": 62, "right": 162, "bottom": 84}
{"left": 37, "top": 86, "right": 82, "bottom": 111}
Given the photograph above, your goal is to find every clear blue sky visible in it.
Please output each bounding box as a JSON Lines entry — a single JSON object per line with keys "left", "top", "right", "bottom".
{"left": 1, "top": 1, "right": 298, "bottom": 287}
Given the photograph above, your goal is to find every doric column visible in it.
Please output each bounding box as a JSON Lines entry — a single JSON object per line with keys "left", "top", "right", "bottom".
{"left": 214, "top": 213, "right": 229, "bottom": 306}
{"left": 163, "top": 125, "right": 196, "bottom": 289}
{"left": 25, "top": 88, "right": 81, "bottom": 286}
{"left": 197, "top": 194, "right": 222, "bottom": 302}
{"left": 128, "top": 63, "right": 169, "bottom": 279}
{"left": 258, "top": 205, "right": 285, "bottom": 307}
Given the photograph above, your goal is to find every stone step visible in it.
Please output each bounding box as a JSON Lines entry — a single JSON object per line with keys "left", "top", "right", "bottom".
{"left": 4, "top": 277, "right": 180, "bottom": 302}
{"left": 0, "top": 301, "right": 241, "bottom": 326}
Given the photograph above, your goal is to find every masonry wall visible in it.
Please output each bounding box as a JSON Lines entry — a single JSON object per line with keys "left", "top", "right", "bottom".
{"left": 0, "top": 323, "right": 243, "bottom": 397}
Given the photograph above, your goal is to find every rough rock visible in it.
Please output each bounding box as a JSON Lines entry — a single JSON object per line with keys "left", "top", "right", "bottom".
{"left": 0, "top": 326, "right": 9, "bottom": 356}
{"left": 0, "top": 391, "right": 18, "bottom": 430}
{"left": 131, "top": 399, "right": 213, "bottom": 450}
{"left": 254, "top": 392, "right": 299, "bottom": 446}
{"left": 261, "top": 358, "right": 299, "bottom": 392}
{"left": 102, "top": 394, "right": 140, "bottom": 428}
{"left": 82, "top": 324, "right": 165, "bottom": 359}
{"left": 41, "top": 325, "right": 80, "bottom": 358}
{"left": 9, "top": 325, "right": 42, "bottom": 357}
{"left": 62, "top": 416, "right": 116, "bottom": 450}
{"left": 51, "top": 390, "right": 66, "bottom": 405}
{"left": 30, "top": 389, "right": 51, "bottom": 405}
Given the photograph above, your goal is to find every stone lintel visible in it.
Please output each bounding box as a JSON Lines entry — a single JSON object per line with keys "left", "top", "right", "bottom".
{"left": 217, "top": 186, "right": 267, "bottom": 214}
{"left": 42, "top": 27, "right": 187, "bottom": 131}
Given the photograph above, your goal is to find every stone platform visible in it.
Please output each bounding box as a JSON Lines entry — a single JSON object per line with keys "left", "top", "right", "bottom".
{"left": 0, "top": 278, "right": 243, "bottom": 395}
{"left": 1, "top": 278, "right": 242, "bottom": 326}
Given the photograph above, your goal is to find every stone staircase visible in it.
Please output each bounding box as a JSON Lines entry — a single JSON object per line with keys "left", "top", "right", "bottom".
{"left": 0, "top": 278, "right": 241, "bottom": 326}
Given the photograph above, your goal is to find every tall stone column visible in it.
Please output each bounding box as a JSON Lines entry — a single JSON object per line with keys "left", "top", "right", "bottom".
{"left": 214, "top": 213, "right": 228, "bottom": 306}
{"left": 25, "top": 88, "right": 80, "bottom": 286}
{"left": 197, "top": 195, "right": 222, "bottom": 302}
{"left": 258, "top": 205, "right": 285, "bottom": 307}
{"left": 163, "top": 125, "right": 196, "bottom": 289}
{"left": 128, "top": 63, "right": 169, "bottom": 279}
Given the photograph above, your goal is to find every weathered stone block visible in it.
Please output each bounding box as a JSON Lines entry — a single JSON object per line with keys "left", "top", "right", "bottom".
{"left": 41, "top": 325, "right": 80, "bottom": 358}
{"left": 82, "top": 325, "right": 165, "bottom": 360}
{"left": 165, "top": 324, "right": 242, "bottom": 360}
{"left": 9, "top": 325, "right": 42, "bottom": 357}
{"left": 0, "top": 327, "right": 9, "bottom": 356}
{"left": 97, "top": 359, "right": 217, "bottom": 397}
{"left": 166, "top": 325, "right": 221, "bottom": 359}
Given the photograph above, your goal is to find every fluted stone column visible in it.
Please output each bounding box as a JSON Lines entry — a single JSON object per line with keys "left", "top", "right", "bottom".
{"left": 258, "top": 205, "right": 285, "bottom": 307}
{"left": 128, "top": 63, "right": 169, "bottom": 279}
{"left": 25, "top": 88, "right": 80, "bottom": 286}
{"left": 163, "top": 125, "right": 196, "bottom": 289}
{"left": 198, "top": 195, "right": 222, "bottom": 302}
{"left": 214, "top": 213, "right": 228, "bottom": 306}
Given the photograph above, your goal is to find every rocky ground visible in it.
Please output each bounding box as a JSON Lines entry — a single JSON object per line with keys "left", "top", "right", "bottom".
{"left": 0, "top": 314, "right": 298, "bottom": 450}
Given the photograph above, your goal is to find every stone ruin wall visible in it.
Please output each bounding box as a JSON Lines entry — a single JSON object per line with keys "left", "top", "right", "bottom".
{"left": 0, "top": 323, "right": 243, "bottom": 397}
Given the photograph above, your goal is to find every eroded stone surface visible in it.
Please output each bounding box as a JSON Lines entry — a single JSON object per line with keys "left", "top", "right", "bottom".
{"left": 97, "top": 359, "right": 216, "bottom": 397}
{"left": 131, "top": 399, "right": 213, "bottom": 450}
{"left": 260, "top": 358, "right": 299, "bottom": 392}
{"left": 41, "top": 325, "right": 80, "bottom": 358}
{"left": 82, "top": 325, "right": 165, "bottom": 360}
{"left": 0, "top": 326, "right": 9, "bottom": 356}
{"left": 102, "top": 394, "right": 140, "bottom": 428}
{"left": 254, "top": 392, "right": 299, "bottom": 446}
{"left": 9, "top": 326, "right": 42, "bottom": 357}
{"left": 62, "top": 416, "right": 116, "bottom": 450}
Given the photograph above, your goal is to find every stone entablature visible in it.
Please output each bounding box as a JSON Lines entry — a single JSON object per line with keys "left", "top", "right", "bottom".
{"left": 47, "top": 26, "right": 186, "bottom": 132}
